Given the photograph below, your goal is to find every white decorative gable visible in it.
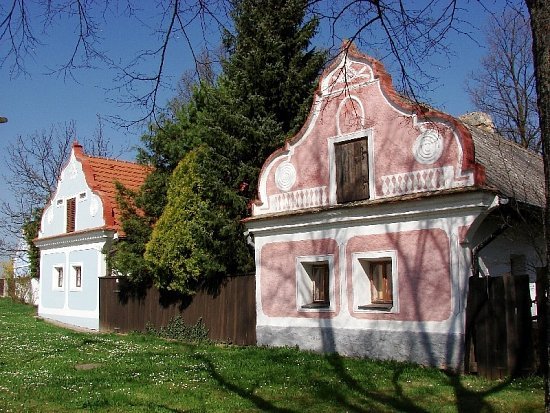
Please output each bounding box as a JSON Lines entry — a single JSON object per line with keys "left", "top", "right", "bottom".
{"left": 39, "top": 149, "right": 105, "bottom": 238}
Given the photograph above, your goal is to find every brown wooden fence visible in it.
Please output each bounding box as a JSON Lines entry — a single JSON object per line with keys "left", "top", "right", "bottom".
{"left": 99, "top": 275, "right": 256, "bottom": 345}
{"left": 464, "top": 274, "right": 535, "bottom": 379}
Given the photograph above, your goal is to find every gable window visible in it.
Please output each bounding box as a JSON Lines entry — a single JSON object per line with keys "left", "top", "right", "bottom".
{"left": 53, "top": 266, "right": 64, "bottom": 290}
{"left": 296, "top": 256, "right": 334, "bottom": 311}
{"left": 352, "top": 252, "right": 398, "bottom": 312}
{"left": 335, "top": 137, "right": 369, "bottom": 203}
{"left": 66, "top": 197, "right": 76, "bottom": 233}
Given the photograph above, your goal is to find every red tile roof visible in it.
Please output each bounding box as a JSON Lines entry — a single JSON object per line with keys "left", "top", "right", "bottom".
{"left": 73, "top": 142, "right": 151, "bottom": 232}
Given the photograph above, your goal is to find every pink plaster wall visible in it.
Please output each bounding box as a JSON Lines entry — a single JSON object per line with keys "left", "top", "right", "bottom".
{"left": 257, "top": 50, "right": 478, "bottom": 212}
{"left": 259, "top": 238, "right": 340, "bottom": 318}
{"left": 347, "top": 229, "right": 451, "bottom": 321}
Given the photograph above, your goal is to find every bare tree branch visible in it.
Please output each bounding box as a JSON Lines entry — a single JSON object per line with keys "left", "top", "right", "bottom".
{"left": 467, "top": 8, "right": 540, "bottom": 151}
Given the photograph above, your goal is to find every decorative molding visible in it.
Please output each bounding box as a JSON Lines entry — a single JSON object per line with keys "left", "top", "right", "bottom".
{"left": 35, "top": 228, "right": 114, "bottom": 249}
{"left": 275, "top": 162, "right": 297, "bottom": 192}
{"left": 321, "top": 59, "right": 374, "bottom": 96}
{"left": 336, "top": 95, "right": 365, "bottom": 136}
{"left": 89, "top": 196, "right": 100, "bottom": 217}
{"left": 413, "top": 130, "right": 443, "bottom": 164}
{"left": 268, "top": 186, "right": 328, "bottom": 213}
{"left": 380, "top": 166, "right": 455, "bottom": 197}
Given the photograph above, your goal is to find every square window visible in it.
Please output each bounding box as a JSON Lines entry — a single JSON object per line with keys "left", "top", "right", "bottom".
{"left": 296, "top": 256, "right": 334, "bottom": 311}
{"left": 366, "top": 260, "right": 393, "bottom": 307}
{"left": 352, "top": 252, "right": 398, "bottom": 312}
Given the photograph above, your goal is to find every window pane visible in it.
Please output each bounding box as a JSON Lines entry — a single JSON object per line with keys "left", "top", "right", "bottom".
{"left": 75, "top": 266, "right": 82, "bottom": 288}
{"left": 312, "top": 264, "right": 329, "bottom": 303}
{"left": 57, "top": 267, "right": 63, "bottom": 288}
{"left": 370, "top": 260, "right": 392, "bottom": 304}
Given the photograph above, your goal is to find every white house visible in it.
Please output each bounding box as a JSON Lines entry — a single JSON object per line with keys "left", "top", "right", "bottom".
{"left": 35, "top": 142, "right": 150, "bottom": 329}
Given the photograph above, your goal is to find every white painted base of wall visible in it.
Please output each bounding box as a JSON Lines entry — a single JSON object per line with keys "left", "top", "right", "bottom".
{"left": 38, "top": 309, "right": 99, "bottom": 330}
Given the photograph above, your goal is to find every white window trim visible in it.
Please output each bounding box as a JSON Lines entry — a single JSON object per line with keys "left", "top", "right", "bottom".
{"left": 52, "top": 265, "right": 64, "bottom": 291}
{"left": 352, "top": 251, "right": 399, "bottom": 313}
{"left": 327, "top": 129, "right": 375, "bottom": 205}
{"left": 296, "top": 255, "right": 335, "bottom": 312}
{"left": 70, "top": 263, "right": 83, "bottom": 291}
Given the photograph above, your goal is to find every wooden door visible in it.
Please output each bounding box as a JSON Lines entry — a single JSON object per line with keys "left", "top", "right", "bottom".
{"left": 335, "top": 137, "right": 369, "bottom": 203}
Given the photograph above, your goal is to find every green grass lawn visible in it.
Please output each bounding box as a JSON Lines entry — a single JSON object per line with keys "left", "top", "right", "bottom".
{"left": 0, "top": 298, "right": 543, "bottom": 412}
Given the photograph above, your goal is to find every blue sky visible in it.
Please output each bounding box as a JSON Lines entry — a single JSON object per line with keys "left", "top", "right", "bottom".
{"left": 0, "top": 1, "right": 516, "bottom": 256}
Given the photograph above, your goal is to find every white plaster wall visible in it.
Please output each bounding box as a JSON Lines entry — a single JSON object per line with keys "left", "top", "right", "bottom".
{"left": 38, "top": 238, "right": 107, "bottom": 330}
{"left": 40, "top": 152, "right": 105, "bottom": 238}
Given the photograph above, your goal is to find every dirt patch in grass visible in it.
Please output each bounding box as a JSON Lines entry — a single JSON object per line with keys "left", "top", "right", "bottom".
{"left": 75, "top": 363, "right": 102, "bottom": 371}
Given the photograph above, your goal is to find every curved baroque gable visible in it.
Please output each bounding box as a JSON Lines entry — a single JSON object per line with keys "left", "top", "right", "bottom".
{"left": 252, "top": 45, "right": 484, "bottom": 217}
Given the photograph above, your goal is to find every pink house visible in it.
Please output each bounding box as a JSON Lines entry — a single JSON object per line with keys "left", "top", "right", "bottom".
{"left": 244, "top": 44, "right": 543, "bottom": 370}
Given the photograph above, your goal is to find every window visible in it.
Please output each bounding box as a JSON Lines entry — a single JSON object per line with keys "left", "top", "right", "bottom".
{"left": 73, "top": 265, "right": 82, "bottom": 289}
{"left": 66, "top": 197, "right": 76, "bottom": 233}
{"left": 365, "top": 260, "right": 392, "bottom": 307}
{"left": 311, "top": 264, "right": 329, "bottom": 305}
{"left": 296, "top": 257, "right": 334, "bottom": 311}
{"left": 335, "top": 137, "right": 369, "bottom": 203}
{"left": 54, "top": 266, "right": 64, "bottom": 289}
{"left": 353, "top": 252, "right": 398, "bottom": 312}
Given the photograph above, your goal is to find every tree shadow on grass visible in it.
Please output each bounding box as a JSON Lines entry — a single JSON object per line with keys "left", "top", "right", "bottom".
{"left": 321, "top": 352, "right": 516, "bottom": 413}
{"left": 193, "top": 353, "right": 297, "bottom": 413}
{"left": 444, "top": 372, "right": 513, "bottom": 413}
{"left": 317, "top": 353, "right": 430, "bottom": 413}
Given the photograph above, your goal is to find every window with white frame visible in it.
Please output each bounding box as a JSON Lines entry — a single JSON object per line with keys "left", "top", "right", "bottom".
{"left": 296, "top": 256, "right": 334, "bottom": 310}
{"left": 352, "top": 251, "right": 398, "bottom": 312}
{"left": 71, "top": 265, "right": 82, "bottom": 290}
{"left": 53, "top": 266, "right": 64, "bottom": 290}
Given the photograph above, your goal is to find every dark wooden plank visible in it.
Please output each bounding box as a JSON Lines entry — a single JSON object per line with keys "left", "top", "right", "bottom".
{"left": 99, "top": 275, "right": 256, "bottom": 345}
{"left": 335, "top": 138, "right": 369, "bottom": 203}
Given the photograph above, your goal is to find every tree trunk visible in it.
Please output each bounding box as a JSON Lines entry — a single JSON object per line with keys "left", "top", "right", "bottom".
{"left": 525, "top": 0, "right": 550, "bottom": 411}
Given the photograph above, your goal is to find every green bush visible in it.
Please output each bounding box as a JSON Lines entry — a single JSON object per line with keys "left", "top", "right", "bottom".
{"left": 147, "top": 316, "right": 210, "bottom": 344}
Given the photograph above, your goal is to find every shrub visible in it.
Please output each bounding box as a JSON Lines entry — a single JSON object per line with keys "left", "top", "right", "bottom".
{"left": 147, "top": 316, "right": 210, "bottom": 344}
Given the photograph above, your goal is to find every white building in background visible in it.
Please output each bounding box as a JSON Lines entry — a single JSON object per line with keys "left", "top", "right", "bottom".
{"left": 35, "top": 142, "right": 150, "bottom": 330}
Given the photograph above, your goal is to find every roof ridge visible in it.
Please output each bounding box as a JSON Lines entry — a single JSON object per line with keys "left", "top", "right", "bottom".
{"left": 83, "top": 153, "right": 150, "bottom": 168}
{"left": 464, "top": 123, "right": 542, "bottom": 160}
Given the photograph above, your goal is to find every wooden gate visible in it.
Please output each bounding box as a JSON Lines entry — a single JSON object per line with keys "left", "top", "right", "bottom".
{"left": 465, "top": 275, "right": 534, "bottom": 379}
{"left": 99, "top": 275, "right": 256, "bottom": 346}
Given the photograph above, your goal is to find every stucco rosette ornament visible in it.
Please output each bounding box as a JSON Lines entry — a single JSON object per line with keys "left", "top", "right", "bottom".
{"left": 413, "top": 130, "right": 443, "bottom": 164}
{"left": 275, "top": 162, "right": 296, "bottom": 192}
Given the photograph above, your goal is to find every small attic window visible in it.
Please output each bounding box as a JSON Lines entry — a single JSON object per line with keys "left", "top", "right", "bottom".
{"left": 79, "top": 192, "right": 87, "bottom": 200}
{"left": 56, "top": 199, "right": 63, "bottom": 206}
{"left": 66, "top": 197, "right": 76, "bottom": 233}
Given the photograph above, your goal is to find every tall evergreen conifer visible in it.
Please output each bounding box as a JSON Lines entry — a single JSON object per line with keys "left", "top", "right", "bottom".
{"left": 114, "top": 0, "right": 326, "bottom": 293}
